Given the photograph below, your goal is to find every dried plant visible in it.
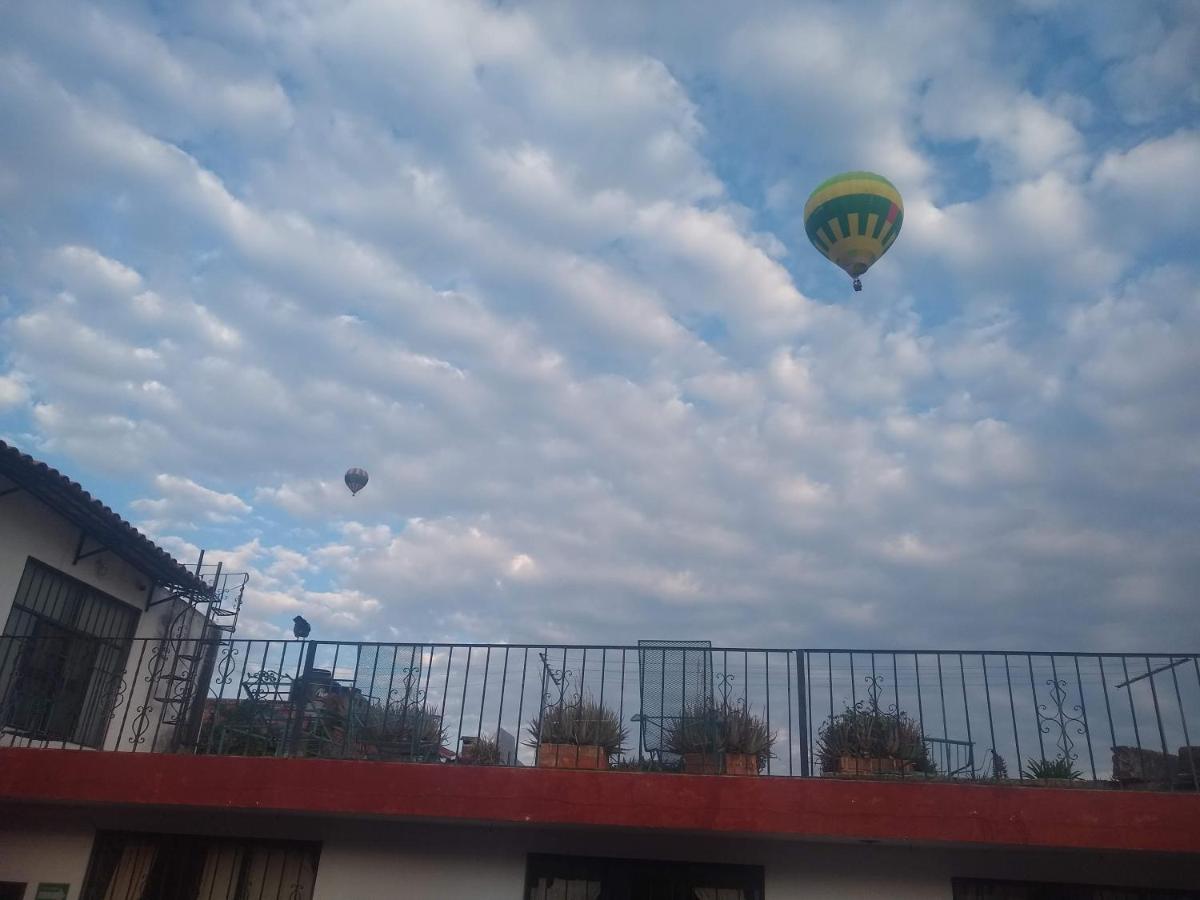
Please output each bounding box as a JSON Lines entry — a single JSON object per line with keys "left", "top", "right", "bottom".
{"left": 664, "top": 701, "right": 776, "bottom": 768}
{"left": 990, "top": 749, "right": 1009, "bottom": 780}
{"left": 817, "top": 703, "right": 934, "bottom": 774}
{"left": 459, "top": 736, "right": 503, "bottom": 765}
{"left": 527, "top": 697, "right": 627, "bottom": 756}
{"left": 359, "top": 702, "right": 447, "bottom": 761}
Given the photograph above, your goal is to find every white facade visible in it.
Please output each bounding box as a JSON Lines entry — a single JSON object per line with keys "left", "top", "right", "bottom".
{"left": 2, "top": 807, "right": 1199, "bottom": 900}
{"left": 0, "top": 488, "right": 196, "bottom": 641}
{"left": 0, "top": 486, "right": 214, "bottom": 753}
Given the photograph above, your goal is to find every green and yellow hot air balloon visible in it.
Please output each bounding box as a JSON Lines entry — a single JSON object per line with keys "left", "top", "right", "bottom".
{"left": 804, "top": 171, "right": 903, "bottom": 291}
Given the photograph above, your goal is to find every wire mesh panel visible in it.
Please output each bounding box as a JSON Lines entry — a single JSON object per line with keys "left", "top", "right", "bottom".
{"left": 636, "top": 640, "right": 713, "bottom": 759}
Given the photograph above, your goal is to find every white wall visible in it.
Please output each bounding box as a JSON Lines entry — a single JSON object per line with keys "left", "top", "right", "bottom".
{"left": 0, "top": 491, "right": 151, "bottom": 630}
{"left": 0, "top": 818, "right": 95, "bottom": 900}
{"left": 0, "top": 489, "right": 215, "bottom": 752}
{"left": 1, "top": 807, "right": 1199, "bottom": 900}
{"left": 310, "top": 822, "right": 1200, "bottom": 900}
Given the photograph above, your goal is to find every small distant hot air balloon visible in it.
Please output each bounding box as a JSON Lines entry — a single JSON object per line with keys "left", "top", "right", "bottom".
{"left": 344, "top": 467, "right": 369, "bottom": 496}
{"left": 804, "top": 171, "right": 903, "bottom": 292}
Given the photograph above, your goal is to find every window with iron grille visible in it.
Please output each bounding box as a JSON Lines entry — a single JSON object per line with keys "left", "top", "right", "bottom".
{"left": 953, "top": 877, "right": 1200, "bottom": 899}
{"left": 0, "top": 557, "right": 139, "bottom": 746}
{"left": 82, "top": 832, "right": 321, "bottom": 900}
{"left": 525, "top": 853, "right": 764, "bottom": 900}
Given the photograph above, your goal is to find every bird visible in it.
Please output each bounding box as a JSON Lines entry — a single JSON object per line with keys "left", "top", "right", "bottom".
{"left": 292, "top": 615, "right": 311, "bottom": 639}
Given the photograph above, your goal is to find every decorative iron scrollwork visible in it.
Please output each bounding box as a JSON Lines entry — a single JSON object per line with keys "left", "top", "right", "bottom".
{"left": 1036, "top": 677, "right": 1088, "bottom": 763}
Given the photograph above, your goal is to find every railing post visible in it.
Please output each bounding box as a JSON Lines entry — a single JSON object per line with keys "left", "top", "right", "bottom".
{"left": 287, "top": 641, "right": 319, "bottom": 757}
{"left": 796, "top": 650, "right": 810, "bottom": 777}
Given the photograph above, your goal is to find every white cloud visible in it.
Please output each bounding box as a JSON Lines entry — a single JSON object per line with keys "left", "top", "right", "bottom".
{"left": 0, "top": 373, "right": 28, "bottom": 411}
{"left": 1092, "top": 129, "right": 1200, "bottom": 232}
{"left": 132, "top": 474, "right": 252, "bottom": 530}
{"left": 1, "top": 0, "right": 1197, "bottom": 653}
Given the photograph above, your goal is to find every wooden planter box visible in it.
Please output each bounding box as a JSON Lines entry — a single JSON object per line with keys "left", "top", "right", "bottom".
{"left": 682, "top": 752, "right": 723, "bottom": 775}
{"left": 835, "top": 755, "right": 913, "bottom": 776}
{"left": 537, "top": 743, "right": 608, "bottom": 769}
{"left": 724, "top": 752, "right": 760, "bottom": 776}
{"left": 679, "top": 752, "right": 760, "bottom": 775}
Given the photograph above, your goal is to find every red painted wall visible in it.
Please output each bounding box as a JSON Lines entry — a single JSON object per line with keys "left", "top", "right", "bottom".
{"left": 1, "top": 749, "right": 1197, "bottom": 854}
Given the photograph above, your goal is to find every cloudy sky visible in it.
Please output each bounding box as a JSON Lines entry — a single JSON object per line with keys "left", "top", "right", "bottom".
{"left": 1, "top": 0, "right": 1197, "bottom": 650}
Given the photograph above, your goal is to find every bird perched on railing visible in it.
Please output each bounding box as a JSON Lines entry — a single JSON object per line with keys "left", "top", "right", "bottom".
{"left": 292, "top": 615, "right": 311, "bottom": 639}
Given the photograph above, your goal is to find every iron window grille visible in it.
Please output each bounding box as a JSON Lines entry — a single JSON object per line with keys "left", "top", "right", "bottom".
{"left": 525, "top": 853, "right": 765, "bottom": 900}
{"left": 82, "top": 831, "right": 320, "bottom": 900}
{"left": 0, "top": 557, "right": 138, "bottom": 746}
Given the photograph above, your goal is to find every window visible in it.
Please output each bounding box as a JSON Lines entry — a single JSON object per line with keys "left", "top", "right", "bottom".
{"left": 525, "top": 854, "right": 764, "bottom": 900}
{"left": 0, "top": 557, "right": 139, "bottom": 746}
{"left": 82, "top": 832, "right": 320, "bottom": 900}
{"left": 953, "top": 878, "right": 1200, "bottom": 899}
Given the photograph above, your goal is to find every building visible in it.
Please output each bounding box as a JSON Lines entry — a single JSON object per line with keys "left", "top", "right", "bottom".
{"left": 1, "top": 441, "right": 1198, "bottom": 899}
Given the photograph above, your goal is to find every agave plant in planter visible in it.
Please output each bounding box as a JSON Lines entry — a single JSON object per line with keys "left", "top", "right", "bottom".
{"left": 665, "top": 702, "right": 776, "bottom": 775}
{"left": 357, "top": 701, "right": 447, "bottom": 762}
{"left": 527, "top": 697, "right": 627, "bottom": 769}
{"left": 817, "top": 701, "right": 933, "bottom": 776}
{"left": 458, "top": 735, "right": 503, "bottom": 766}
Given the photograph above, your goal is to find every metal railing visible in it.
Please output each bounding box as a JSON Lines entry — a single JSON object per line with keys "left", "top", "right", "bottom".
{"left": 1, "top": 636, "right": 1198, "bottom": 789}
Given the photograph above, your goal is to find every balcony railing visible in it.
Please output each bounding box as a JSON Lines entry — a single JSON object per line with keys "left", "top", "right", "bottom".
{"left": 1, "top": 636, "right": 1197, "bottom": 790}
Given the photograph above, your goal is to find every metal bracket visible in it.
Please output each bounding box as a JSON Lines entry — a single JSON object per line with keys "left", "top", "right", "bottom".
{"left": 73, "top": 529, "right": 110, "bottom": 565}
{"left": 148, "top": 590, "right": 190, "bottom": 609}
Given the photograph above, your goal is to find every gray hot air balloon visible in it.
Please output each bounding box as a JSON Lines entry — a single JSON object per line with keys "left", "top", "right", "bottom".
{"left": 344, "top": 467, "right": 369, "bottom": 496}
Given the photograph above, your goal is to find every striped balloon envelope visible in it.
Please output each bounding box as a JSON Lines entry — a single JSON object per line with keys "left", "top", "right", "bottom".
{"left": 803, "top": 171, "right": 903, "bottom": 291}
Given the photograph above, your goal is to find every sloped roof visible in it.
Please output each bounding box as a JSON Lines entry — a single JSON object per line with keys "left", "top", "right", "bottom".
{"left": 0, "top": 439, "right": 208, "bottom": 592}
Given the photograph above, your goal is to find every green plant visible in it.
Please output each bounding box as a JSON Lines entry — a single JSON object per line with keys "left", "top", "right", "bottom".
{"left": 664, "top": 701, "right": 722, "bottom": 754}
{"left": 459, "top": 736, "right": 503, "bottom": 765}
{"left": 817, "top": 702, "right": 934, "bottom": 774}
{"left": 200, "top": 700, "right": 284, "bottom": 757}
{"left": 1023, "top": 756, "right": 1082, "bottom": 780}
{"left": 989, "top": 749, "right": 1009, "bottom": 780}
{"left": 664, "top": 702, "right": 776, "bottom": 768}
{"left": 359, "top": 702, "right": 447, "bottom": 761}
{"left": 527, "top": 697, "right": 627, "bottom": 756}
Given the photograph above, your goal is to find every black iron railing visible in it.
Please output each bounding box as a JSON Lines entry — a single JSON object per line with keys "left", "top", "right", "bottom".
{"left": 1, "top": 636, "right": 1197, "bottom": 789}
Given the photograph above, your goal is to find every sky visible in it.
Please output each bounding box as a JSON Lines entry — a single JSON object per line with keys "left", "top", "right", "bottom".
{"left": 0, "top": 0, "right": 1197, "bottom": 651}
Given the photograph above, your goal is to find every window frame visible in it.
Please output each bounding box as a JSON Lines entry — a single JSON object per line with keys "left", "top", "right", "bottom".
{"left": 0, "top": 556, "right": 139, "bottom": 746}
{"left": 525, "top": 852, "right": 766, "bottom": 900}
{"left": 952, "top": 877, "right": 1200, "bottom": 899}
{"left": 81, "top": 831, "right": 322, "bottom": 900}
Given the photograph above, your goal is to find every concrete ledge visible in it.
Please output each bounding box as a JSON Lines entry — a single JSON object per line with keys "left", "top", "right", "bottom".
{"left": 1, "top": 749, "right": 1198, "bottom": 853}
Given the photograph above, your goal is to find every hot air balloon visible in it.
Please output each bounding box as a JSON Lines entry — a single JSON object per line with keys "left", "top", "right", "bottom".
{"left": 804, "top": 171, "right": 903, "bottom": 292}
{"left": 344, "top": 467, "right": 369, "bottom": 496}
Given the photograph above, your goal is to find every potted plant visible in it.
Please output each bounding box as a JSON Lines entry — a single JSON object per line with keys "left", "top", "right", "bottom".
{"left": 458, "top": 735, "right": 503, "bottom": 766}
{"left": 358, "top": 701, "right": 447, "bottom": 762}
{"left": 665, "top": 702, "right": 724, "bottom": 774}
{"left": 527, "top": 697, "right": 626, "bottom": 769}
{"left": 817, "top": 701, "right": 933, "bottom": 776}
{"left": 665, "top": 702, "right": 775, "bottom": 775}
{"left": 198, "top": 698, "right": 283, "bottom": 757}
{"left": 722, "top": 705, "right": 775, "bottom": 775}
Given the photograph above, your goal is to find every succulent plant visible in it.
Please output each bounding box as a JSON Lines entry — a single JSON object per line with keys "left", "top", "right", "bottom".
{"left": 664, "top": 701, "right": 776, "bottom": 767}
{"left": 817, "top": 702, "right": 934, "bottom": 774}
{"left": 1023, "top": 756, "right": 1082, "bottom": 780}
{"left": 527, "top": 697, "right": 627, "bottom": 756}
